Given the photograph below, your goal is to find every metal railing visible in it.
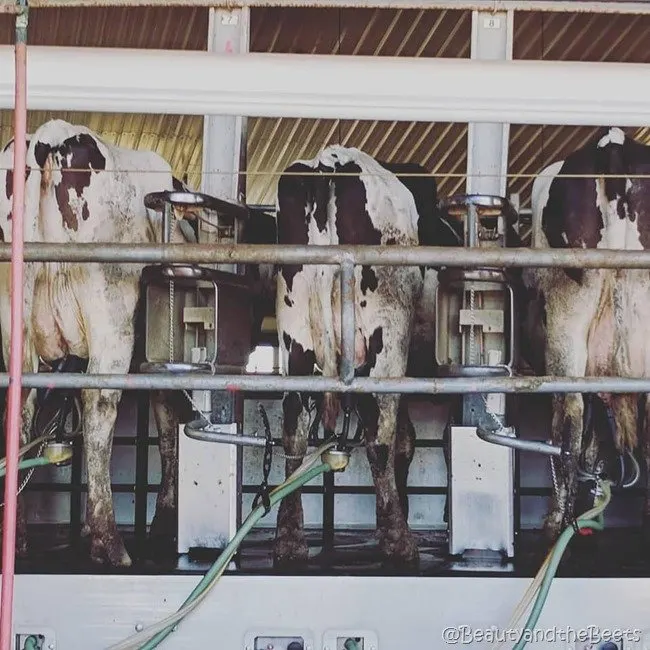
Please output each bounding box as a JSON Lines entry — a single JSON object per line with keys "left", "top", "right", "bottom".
{"left": 4, "top": 241, "right": 650, "bottom": 267}
{"left": 12, "top": 236, "right": 650, "bottom": 569}
{"left": 4, "top": 241, "right": 650, "bottom": 394}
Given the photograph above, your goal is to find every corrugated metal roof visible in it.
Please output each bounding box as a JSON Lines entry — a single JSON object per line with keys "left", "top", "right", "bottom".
{"left": 247, "top": 7, "right": 471, "bottom": 205}
{"left": 0, "top": 7, "right": 648, "bottom": 209}
{"left": 509, "top": 10, "right": 650, "bottom": 208}
{"left": 0, "top": 6, "right": 208, "bottom": 188}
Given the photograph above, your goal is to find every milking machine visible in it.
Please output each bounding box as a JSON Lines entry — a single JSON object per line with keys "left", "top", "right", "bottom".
{"left": 141, "top": 189, "right": 257, "bottom": 558}
{"left": 435, "top": 193, "right": 519, "bottom": 568}
{"left": 428, "top": 195, "right": 646, "bottom": 648}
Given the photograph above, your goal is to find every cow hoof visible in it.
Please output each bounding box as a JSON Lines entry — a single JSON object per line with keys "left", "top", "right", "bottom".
{"left": 16, "top": 534, "right": 28, "bottom": 559}
{"left": 273, "top": 533, "right": 309, "bottom": 569}
{"left": 149, "top": 506, "right": 177, "bottom": 543}
{"left": 0, "top": 526, "right": 29, "bottom": 559}
{"left": 542, "top": 512, "right": 563, "bottom": 544}
{"left": 90, "top": 535, "right": 132, "bottom": 568}
{"left": 379, "top": 531, "right": 420, "bottom": 571}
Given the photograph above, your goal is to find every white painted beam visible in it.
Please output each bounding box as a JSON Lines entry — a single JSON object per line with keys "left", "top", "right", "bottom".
{"left": 1, "top": 47, "right": 650, "bottom": 126}
{"left": 11, "top": 574, "right": 650, "bottom": 650}
{"left": 10, "top": 0, "right": 650, "bottom": 14}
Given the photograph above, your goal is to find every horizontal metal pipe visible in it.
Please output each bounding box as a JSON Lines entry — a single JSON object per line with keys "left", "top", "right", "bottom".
{"left": 5, "top": 242, "right": 650, "bottom": 269}
{"left": 2, "top": 47, "right": 650, "bottom": 125}
{"left": 184, "top": 421, "right": 269, "bottom": 447}
{"left": 476, "top": 426, "right": 563, "bottom": 457}
{"left": 8, "top": 373, "right": 650, "bottom": 393}
{"left": 15, "top": 1, "right": 650, "bottom": 14}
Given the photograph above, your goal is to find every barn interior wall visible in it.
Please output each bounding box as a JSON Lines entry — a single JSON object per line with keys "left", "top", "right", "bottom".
{"left": 0, "top": 4, "right": 647, "bottom": 536}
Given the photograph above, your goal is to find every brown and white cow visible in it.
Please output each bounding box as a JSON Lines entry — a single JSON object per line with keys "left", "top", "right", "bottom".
{"left": 0, "top": 119, "right": 200, "bottom": 567}
{"left": 272, "top": 146, "right": 449, "bottom": 569}
{"left": 521, "top": 127, "right": 650, "bottom": 542}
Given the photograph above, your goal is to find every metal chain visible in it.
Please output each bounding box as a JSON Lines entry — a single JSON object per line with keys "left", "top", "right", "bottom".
{"left": 469, "top": 287, "right": 477, "bottom": 365}
{"left": 0, "top": 439, "right": 48, "bottom": 507}
{"left": 169, "top": 279, "right": 175, "bottom": 364}
{"left": 252, "top": 404, "right": 273, "bottom": 515}
{"left": 549, "top": 455, "right": 560, "bottom": 501}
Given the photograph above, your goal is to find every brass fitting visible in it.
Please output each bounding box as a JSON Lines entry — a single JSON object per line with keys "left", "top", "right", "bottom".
{"left": 321, "top": 449, "right": 350, "bottom": 472}
{"left": 43, "top": 441, "right": 74, "bottom": 466}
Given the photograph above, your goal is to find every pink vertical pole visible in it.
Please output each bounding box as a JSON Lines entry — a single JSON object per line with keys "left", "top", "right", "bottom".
{"left": 0, "top": 3, "right": 28, "bottom": 648}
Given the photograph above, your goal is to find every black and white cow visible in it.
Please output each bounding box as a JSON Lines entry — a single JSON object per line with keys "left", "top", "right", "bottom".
{"left": 0, "top": 119, "right": 224, "bottom": 567}
{"left": 521, "top": 126, "right": 650, "bottom": 542}
{"left": 269, "top": 145, "right": 451, "bottom": 568}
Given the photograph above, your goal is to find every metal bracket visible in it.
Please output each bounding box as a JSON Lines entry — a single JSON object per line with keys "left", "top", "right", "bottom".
{"left": 184, "top": 420, "right": 277, "bottom": 448}
{"left": 144, "top": 190, "right": 249, "bottom": 222}
{"left": 183, "top": 306, "right": 215, "bottom": 331}
{"left": 476, "top": 424, "right": 563, "bottom": 457}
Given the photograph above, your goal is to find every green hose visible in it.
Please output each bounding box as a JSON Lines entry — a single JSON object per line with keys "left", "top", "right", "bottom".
{"left": 136, "top": 462, "right": 332, "bottom": 650}
{"left": 512, "top": 483, "right": 610, "bottom": 650}
{"left": 0, "top": 456, "right": 51, "bottom": 477}
{"left": 22, "top": 636, "right": 40, "bottom": 650}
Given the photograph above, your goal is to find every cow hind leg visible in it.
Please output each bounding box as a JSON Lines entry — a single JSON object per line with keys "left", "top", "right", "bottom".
{"left": 82, "top": 312, "right": 136, "bottom": 566}
{"left": 149, "top": 389, "right": 179, "bottom": 546}
{"left": 0, "top": 329, "right": 38, "bottom": 559}
{"left": 82, "top": 382, "right": 131, "bottom": 567}
{"left": 544, "top": 392, "right": 584, "bottom": 542}
{"left": 16, "top": 390, "right": 36, "bottom": 557}
{"left": 273, "top": 391, "right": 311, "bottom": 567}
{"left": 273, "top": 334, "right": 314, "bottom": 568}
{"left": 2, "top": 389, "right": 37, "bottom": 558}
{"left": 359, "top": 392, "right": 418, "bottom": 569}
{"left": 395, "top": 396, "right": 415, "bottom": 520}
{"left": 542, "top": 307, "right": 590, "bottom": 543}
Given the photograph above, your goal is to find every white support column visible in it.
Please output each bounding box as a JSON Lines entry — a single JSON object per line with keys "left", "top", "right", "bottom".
{"left": 201, "top": 7, "right": 250, "bottom": 208}
{"left": 177, "top": 7, "right": 250, "bottom": 559}
{"left": 465, "top": 9, "right": 514, "bottom": 197}
{"left": 448, "top": 10, "right": 515, "bottom": 563}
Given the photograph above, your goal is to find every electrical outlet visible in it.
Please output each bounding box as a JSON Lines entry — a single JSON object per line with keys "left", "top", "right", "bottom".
{"left": 252, "top": 637, "right": 305, "bottom": 650}
{"left": 243, "top": 629, "right": 313, "bottom": 650}
{"left": 615, "top": 629, "right": 650, "bottom": 650}
{"left": 322, "top": 629, "right": 378, "bottom": 650}
{"left": 15, "top": 635, "right": 44, "bottom": 650}
{"left": 13, "top": 627, "right": 55, "bottom": 650}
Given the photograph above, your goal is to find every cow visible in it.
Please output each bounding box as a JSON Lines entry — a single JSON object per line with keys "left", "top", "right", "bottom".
{"left": 269, "top": 145, "right": 454, "bottom": 569}
{"left": 0, "top": 119, "right": 214, "bottom": 567}
{"left": 520, "top": 126, "right": 650, "bottom": 544}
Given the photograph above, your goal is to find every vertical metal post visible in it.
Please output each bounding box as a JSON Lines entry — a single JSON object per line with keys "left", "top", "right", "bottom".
{"left": 340, "top": 262, "right": 356, "bottom": 385}
{"left": 162, "top": 202, "right": 172, "bottom": 245}
{"left": 0, "top": 1, "right": 28, "bottom": 646}
{"left": 465, "top": 8, "right": 513, "bottom": 197}
{"left": 448, "top": 8, "right": 516, "bottom": 564}
{"left": 200, "top": 5, "right": 249, "bottom": 274}
{"left": 467, "top": 202, "right": 478, "bottom": 248}
{"left": 177, "top": 6, "right": 250, "bottom": 559}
